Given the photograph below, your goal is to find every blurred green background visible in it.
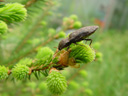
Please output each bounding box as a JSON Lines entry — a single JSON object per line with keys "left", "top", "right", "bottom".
{"left": 0, "top": 0, "right": 128, "bottom": 96}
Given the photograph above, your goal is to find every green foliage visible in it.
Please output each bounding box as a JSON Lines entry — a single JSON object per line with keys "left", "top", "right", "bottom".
{"left": 63, "top": 17, "right": 68, "bottom": 22}
{"left": 36, "top": 47, "right": 54, "bottom": 59}
{"left": 27, "top": 82, "right": 37, "bottom": 90}
{"left": 0, "top": 3, "right": 27, "bottom": 22}
{"left": 70, "top": 14, "right": 78, "bottom": 21}
{"left": 73, "top": 21, "right": 82, "bottom": 29}
{"left": 62, "top": 14, "right": 82, "bottom": 29}
{"left": 0, "top": 1, "right": 102, "bottom": 95}
{"left": 79, "top": 70, "right": 87, "bottom": 78}
{"left": 18, "top": 58, "right": 33, "bottom": 66}
{"left": 0, "top": 66, "right": 8, "bottom": 80}
{"left": 70, "top": 44, "right": 95, "bottom": 63}
{"left": 0, "top": 0, "right": 126, "bottom": 94}
{"left": 96, "top": 52, "right": 103, "bottom": 61}
{"left": 38, "top": 82, "right": 47, "bottom": 90}
{"left": 82, "top": 81, "right": 89, "bottom": 87}
{"left": 12, "top": 64, "right": 29, "bottom": 80}
{"left": 0, "top": 20, "right": 8, "bottom": 35}
{"left": 48, "top": 28, "right": 56, "bottom": 35}
{"left": 69, "top": 81, "right": 80, "bottom": 89}
{"left": 41, "top": 21, "right": 47, "bottom": 26}
{"left": 92, "top": 42, "right": 101, "bottom": 50}
{"left": 84, "top": 88, "right": 93, "bottom": 96}
{"left": 96, "top": 52, "right": 102, "bottom": 58}
{"left": 46, "top": 70, "right": 67, "bottom": 95}
{"left": 58, "top": 31, "right": 66, "bottom": 38}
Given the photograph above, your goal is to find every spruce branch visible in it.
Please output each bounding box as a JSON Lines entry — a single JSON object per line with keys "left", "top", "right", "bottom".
{"left": 0, "top": 40, "right": 98, "bottom": 95}
{"left": 1, "top": 43, "right": 96, "bottom": 80}
{"left": 46, "top": 68, "right": 67, "bottom": 95}
{"left": 0, "top": 3, "right": 27, "bottom": 22}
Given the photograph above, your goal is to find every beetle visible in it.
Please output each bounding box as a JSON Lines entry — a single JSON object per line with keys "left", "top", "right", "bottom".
{"left": 58, "top": 26, "right": 99, "bottom": 50}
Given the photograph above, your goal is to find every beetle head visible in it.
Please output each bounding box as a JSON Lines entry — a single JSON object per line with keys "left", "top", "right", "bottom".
{"left": 58, "top": 38, "right": 70, "bottom": 50}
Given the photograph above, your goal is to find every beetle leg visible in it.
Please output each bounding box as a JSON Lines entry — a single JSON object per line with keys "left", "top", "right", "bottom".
{"left": 85, "top": 38, "right": 88, "bottom": 44}
{"left": 84, "top": 39, "right": 92, "bottom": 46}
{"left": 67, "top": 46, "right": 70, "bottom": 50}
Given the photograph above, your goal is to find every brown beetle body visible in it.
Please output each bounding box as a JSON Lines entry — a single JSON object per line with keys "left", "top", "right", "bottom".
{"left": 58, "top": 26, "right": 99, "bottom": 50}
{"left": 69, "top": 26, "right": 99, "bottom": 42}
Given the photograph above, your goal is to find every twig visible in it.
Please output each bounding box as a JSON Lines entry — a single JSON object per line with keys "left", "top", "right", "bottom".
{"left": 7, "top": 48, "right": 59, "bottom": 76}
{"left": 7, "top": 61, "right": 53, "bottom": 76}
{"left": 0, "top": 0, "right": 4, "bottom": 2}
{"left": 25, "top": 0, "right": 37, "bottom": 8}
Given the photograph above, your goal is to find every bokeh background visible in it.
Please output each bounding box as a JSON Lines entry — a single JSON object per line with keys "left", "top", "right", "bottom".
{"left": 0, "top": 0, "right": 128, "bottom": 96}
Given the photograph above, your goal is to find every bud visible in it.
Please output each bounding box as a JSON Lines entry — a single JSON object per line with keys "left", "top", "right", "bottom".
{"left": 0, "top": 66, "right": 8, "bottom": 80}
{"left": 36, "top": 47, "right": 53, "bottom": 59}
{"left": 73, "top": 21, "right": 82, "bottom": 29}
{"left": 12, "top": 64, "right": 29, "bottom": 80}
{"left": 41, "top": 21, "right": 47, "bottom": 26}
{"left": 70, "top": 14, "right": 78, "bottom": 21}
{"left": 46, "top": 70, "right": 67, "bottom": 95}
{"left": 70, "top": 44, "right": 95, "bottom": 64}
{"left": 0, "top": 3, "right": 27, "bottom": 22}
{"left": 92, "top": 42, "right": 101, "bottom": 50}
{"left": 79, "top": 70, "right": 88, "bottom": 78}
{"left": 58, "top": 31, "right": 66, "bottom": 38}
{"left": 84, "top": 88, "right": 93, "bottom": 96}
{"left": 69, "top": 81, "right": 80, "bottom": 90}
{"left": 0, "top": 21, "right": 7, "bottom": 35}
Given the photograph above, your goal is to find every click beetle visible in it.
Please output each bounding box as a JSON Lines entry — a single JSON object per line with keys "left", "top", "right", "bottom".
{"left": 58, "top": 26, "right": 99, "bottom": 50}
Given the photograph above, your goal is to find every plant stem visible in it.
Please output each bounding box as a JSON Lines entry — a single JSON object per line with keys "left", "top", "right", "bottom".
{"left": 25, "top": 0, "right": 37, "bottom": 8}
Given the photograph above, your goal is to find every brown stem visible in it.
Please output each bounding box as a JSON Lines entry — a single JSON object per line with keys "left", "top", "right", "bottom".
{"left": 7, "top": 61, "right": 52, "bottom": 75}
{"left": 8, "top": 70, "right": 11, "bottom": 75}
{"left": 25, "top": 0, "right": 37, "bottom": 8}
{"left": 0, "top": 0, "right": 4, "bottom": 2}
